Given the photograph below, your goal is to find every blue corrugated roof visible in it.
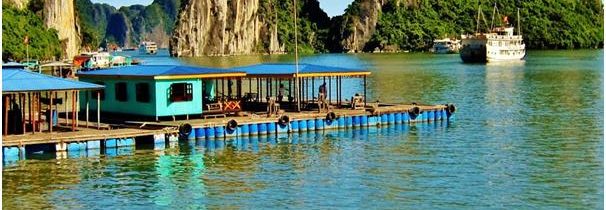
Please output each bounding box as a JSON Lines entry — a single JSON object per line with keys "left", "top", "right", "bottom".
{"left": 230, "top": 63, "right": 367, "bottom": 75}
{"left": 3, "top": 69, "right": 104, "bottom": 92}
{"left": 77, "top": 65, "right": 240, "bottom": 77}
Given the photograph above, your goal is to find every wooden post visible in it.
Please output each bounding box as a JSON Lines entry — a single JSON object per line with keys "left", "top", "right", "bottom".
{"left": 97, "top": 91, "right": 100, "bottom": 129}
{"left": 75, "top": 90, "right": 79, "bottom": 127}
{"left": 21, "top": 93, "right": 25, "bottom": 134}
{"left": 28, "top": 92, "right": 33, "bottom": 133}
{"left": 363, "top": 76, "right": 367, "bottom": 107}
{"left": 4, "top": 95, "right": 9, "bottom": 135}
{"left": 328, "top": 76, "right": 332, "bottom": 104}
{"left": 86, "top": 91, "right": 89, "bottom": 128}
{"left": 72, "top": 90, "right": 76, "bottom": 131}
{"left": 65, "top": 91, "right": 68, "bottom": 125}
{"left": 248, "top": 78, "right": 252, "bottom": 94}
{"left": 37, "top": 92, "right": 41, "bottom": 132}
{"left": 50, "top": 91, "right": 54, "bottom": 133}
{"left": 311, "top": 77, "right": 319, "bottom": 100}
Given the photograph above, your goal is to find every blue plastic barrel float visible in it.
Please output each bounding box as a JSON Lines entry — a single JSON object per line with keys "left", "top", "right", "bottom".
{"left": 258, "top": 123, "right": 268, "bottom": 135}
{"left": 118, "top": 138, "right": 135, "bottom": 147}
{"left": 215, "top": 126, "right": 226, "bottom": 138}
{"left": 315, "top": 119, "right": 324, "bottom": 130}
{"left": 337, "top": 117, "right": 345, "bottom": 128}
{"left": 360, "top": 115, "right": 368, "bottom": 127}
{"left": 436, "top": 110, "right": 441, "bottom": 121}
{"left": 205, "top": 127, "right": 215, "bottom": 138}
{"left": 267, "top": 122, "right": 276, "bottom": 134}
{"left": 388, "top": 113, "right": 395, "bottom": 124}
{"left": 187, "top": 130, "right": 196, "bottom": 140}
{"left": 428, "top": 110, "right": 435, "bottom": 122}
{"left": 67, "top": 142, "right": 85, "bottom": 152}
{"left": 403, "top": 112, "right": 410, "bottom": 123}
{"left": 325, "top": 118, "right": 336, "bottom": 129}
{"left": 307, "top": 119, "right": 315, "bottom": 130}
{"left": 345, "top": 116, "right": 353, "bottom": 127}
{"left": 87, "top": 140, "right": 101, "bottom": 150}
{"left": 249, "top": 124, "right": 258, "bottom": 135}
{"left": 239, "top": 124, "right": 249, "bottom": 136}
{"left": 298, "top": 120, "right": 308, "bottom": 132}
{"left": 380, "top": 114, "right": 388, "bottom": 124}
{"left": 290, "top": 120, "right": 299, "bottom": 132}
{"left": 105, "top": 138, "right": 118, "bottom": 148}
{"left": 368, "top": 115, "right": 378, "bottom": 127}
{"left": 395, "top": 112, "right": 403, "bottom": 124}
{"left": 195, "top": 128, "right": 205, "bottom": 140}
{"left": 352, "top": 116, "right": 360, "bottom": 127}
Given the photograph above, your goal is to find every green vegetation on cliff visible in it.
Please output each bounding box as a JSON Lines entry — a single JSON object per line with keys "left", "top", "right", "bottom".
{"left": 363, "top": 0, "right": 603, "bottom": 52}
{"left": 258, "top": 0, "right": 331, "bottom": 54}
{"left": 2, "top": 5, "right": 62, "bottom": 61}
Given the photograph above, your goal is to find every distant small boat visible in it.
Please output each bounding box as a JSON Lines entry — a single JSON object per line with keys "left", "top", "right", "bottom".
{"left": 21, "top": 59, "right": 39, "bottom": 70}
{"left": 431, "top": 38, "right": 461, "bottom": 54}
{"left": 77, "top": 52, "right": 112, "bottom": 69}
{"left": 122, "top": 48, "right": 136, "bottom": 51}
{"left": 139, "top": 41, "right": 158, "bottom": 55}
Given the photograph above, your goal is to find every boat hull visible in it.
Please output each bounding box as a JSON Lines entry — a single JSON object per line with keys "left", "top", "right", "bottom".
{"left": 460, "top": 45, "right": 487, "bottom": 63}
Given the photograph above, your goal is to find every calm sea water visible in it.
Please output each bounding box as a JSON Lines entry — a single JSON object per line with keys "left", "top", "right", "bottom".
{"left": 3, "top": 50, "right": 603, "bottom": 209}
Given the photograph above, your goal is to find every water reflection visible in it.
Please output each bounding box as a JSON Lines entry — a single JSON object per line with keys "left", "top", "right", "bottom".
{"left": 3, "top": 50, "right": 603, "bottom": 209}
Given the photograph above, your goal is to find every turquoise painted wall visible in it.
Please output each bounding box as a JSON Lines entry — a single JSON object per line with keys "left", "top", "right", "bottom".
{"left": 155, "top": 79, "right": 202, "bottom": 117}
{"left": 80, "top": 78, "right": 157, "bottom": 116}
{"left": 80, "top": 77, "right": 217, "bottom": 117}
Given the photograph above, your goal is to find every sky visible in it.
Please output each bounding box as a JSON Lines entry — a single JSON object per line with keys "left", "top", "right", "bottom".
{"left": 91, "top": 0, "right": 353, "bottom": 17}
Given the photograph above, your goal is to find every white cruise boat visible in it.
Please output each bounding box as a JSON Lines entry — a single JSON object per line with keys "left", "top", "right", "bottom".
{"left": 139, "top": 41, "right": 158, "bottom": 55}
{"left": 460, "top": 5, "right": 525, "bottom": 63}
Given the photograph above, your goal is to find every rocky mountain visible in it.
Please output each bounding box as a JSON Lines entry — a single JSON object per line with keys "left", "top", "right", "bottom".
{"left": 169, "top": 0, "right": 330, "bottom": 56}
{"left": 76, "top": 0, "right": 180, "bottom": 49}
{"left": 3, "top": 0, "right": 81, "bottom": 58}
{"left": 327, "top": 0, "right": 385, "bottom": 53}
{"left": 43, "top": 0, "right": 81, "bottom": 58}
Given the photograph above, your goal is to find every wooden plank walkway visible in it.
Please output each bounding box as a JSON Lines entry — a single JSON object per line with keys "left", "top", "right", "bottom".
{"left": 2, "top": 103, "right": 445, "bottom": 147}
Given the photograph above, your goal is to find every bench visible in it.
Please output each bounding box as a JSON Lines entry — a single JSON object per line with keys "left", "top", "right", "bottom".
{"left": 203, "top": 103, "right": 226, "bottom": 119}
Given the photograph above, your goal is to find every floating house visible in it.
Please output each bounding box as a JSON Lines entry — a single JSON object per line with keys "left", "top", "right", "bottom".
{"left": 76, "top": 65, "right": 246, "bottom": 120}
{"left": 2, "top": 68, "right": 104, "bottom": 135}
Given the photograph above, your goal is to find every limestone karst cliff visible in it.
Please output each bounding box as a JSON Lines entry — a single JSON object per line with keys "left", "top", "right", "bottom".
{"left": 43, "top": 0, "right": 81, "bottom": 58}
{"left": 328, "top": 0, "right": 385, "bottom": 53}
{"left": 170, "top": 0, "right": 330, "bottom": 56}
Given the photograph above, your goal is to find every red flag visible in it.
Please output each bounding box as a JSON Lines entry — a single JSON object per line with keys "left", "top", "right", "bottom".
{"left": 23, "top": 35, "right": 29, "bottom": 45}
{"left": 503, "top": 16, "right": 509, "bottom": 24}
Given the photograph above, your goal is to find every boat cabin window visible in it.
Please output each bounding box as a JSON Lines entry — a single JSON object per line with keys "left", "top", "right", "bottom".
{"left": 92, "top": 82, "right": 105, "bottom": 100}
{"left": 136, "top": 83, "right": 150, "bottom": 103}
{"left": 170, "top": 83, "right": 193, "bottom": 102}
{"left": 115, "top": 82, "right": 128, "bottom": 102}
